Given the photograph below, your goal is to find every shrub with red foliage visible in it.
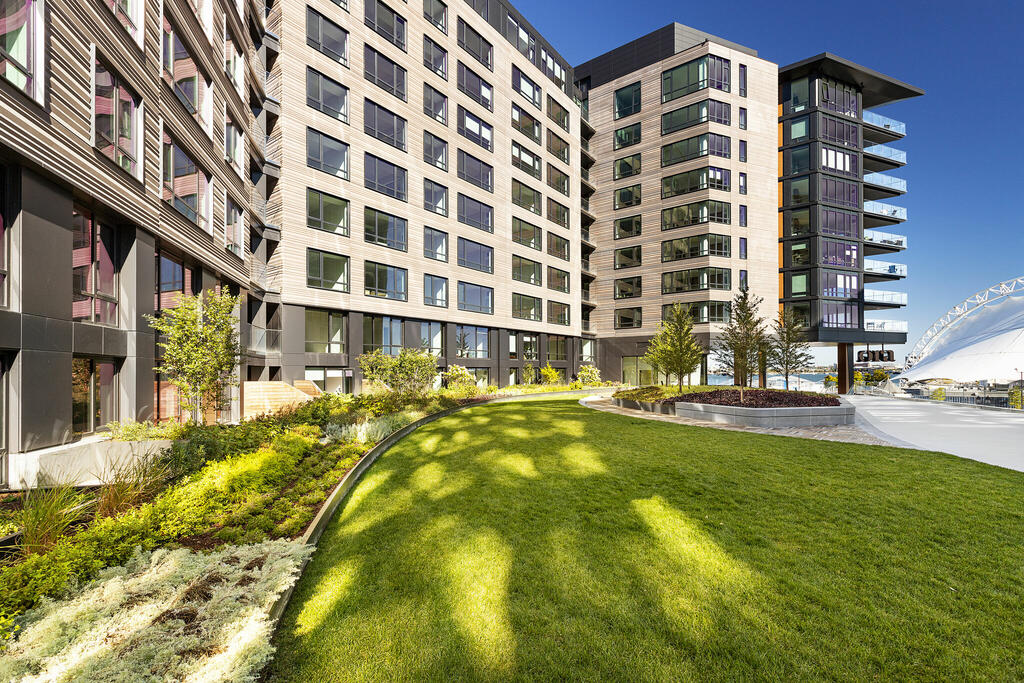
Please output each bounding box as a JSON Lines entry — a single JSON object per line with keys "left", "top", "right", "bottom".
{"left": 660, "top": 389, "right": 840, "bottom": 408}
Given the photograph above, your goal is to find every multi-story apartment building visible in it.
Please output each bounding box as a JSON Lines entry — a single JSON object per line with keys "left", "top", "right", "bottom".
{"left": 251, "top": 0, "right": 586, "bottom": 393}
{"left": 0, "top": 2, "right": 920, "bottom": 483}
{"left": 574, "top": 24, "right": 779, "bottom": 385}
{"left": 778, "top": 54, "right": 921, "bottom": 392}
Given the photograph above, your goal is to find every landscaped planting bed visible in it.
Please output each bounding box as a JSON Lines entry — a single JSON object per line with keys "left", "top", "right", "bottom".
{"left": 664, "top": 388, "right": 840, "bottom": 408}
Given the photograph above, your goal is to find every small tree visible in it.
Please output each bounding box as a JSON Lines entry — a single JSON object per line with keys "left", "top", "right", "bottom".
{"left": 868, "top": 368, "right": 890, "bottom": 385}
{"left": 145, "top": 289, "right": 240, "bottom": 424}
{"left": 643, "top": 303, "right": 704, "bottom": 393}
{"left": 711, "top": 289, "right": 767, "bottom": 403}
{"left": 577, "top": 364, "right": 601, "bottom": 386}
{"left": 358, "top": 349, "right": 438, "bottom": 395}
{"left": 768, "top": 307, "right": 813, "bottom": 390}
{"left": 931, "top": 387, "right": 946, "bottom": 402}
{"left": 1009, "top": 386, "right": 1022, "bottom": 410}
{"left": 540, "top": 363, "right": 560, "bottom": 385}
{"left": 522, "top": 362, "right": 536, "bottom": 386}
{"left": 824, "top": 373, "right": 838, "bottom": 390}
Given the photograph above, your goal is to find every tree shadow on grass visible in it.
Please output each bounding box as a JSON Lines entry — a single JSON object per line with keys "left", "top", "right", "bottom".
{"left": 267, "top": 400, "right": 1024, "bottom": 682}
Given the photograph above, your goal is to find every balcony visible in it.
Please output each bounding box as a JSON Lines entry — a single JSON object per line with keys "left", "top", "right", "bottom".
{"left": 580, "top": 227, "right": 595, "bottom": 250}
{"left": 864, "top": 289, "right": 908, "bottom": 306}
{"left": 581, "top": 259, "right": 596, "bottom": 279}
{"left": 582, "top": 320, "right": 593, "bottom": 333}
{"left": 864, "top": 259, "right": 907, "bottom": 279}
{"left": 863, "top": 230, "right": 907, "bottom": 255}
{"left": 862, "top": 110, "right": 906, "bottom": 145}
{"left": 863, "top": 172, "right": 907, "bottom": 200}
{"left": 864, "top": 200, "right": 907, "bottom": 226}
{"left": 246, "top": 325, "right": 282, "bottom": 354}
{"left": 864, "top": 319, "right": 908, "bottom": 333}
{"left": 863, "top": 143, "right": 906, "bottom": 172}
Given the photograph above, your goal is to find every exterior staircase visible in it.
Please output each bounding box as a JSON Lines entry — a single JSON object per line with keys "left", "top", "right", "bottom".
{"left": 242, "top": 381, "right": 318, "bottom": 418}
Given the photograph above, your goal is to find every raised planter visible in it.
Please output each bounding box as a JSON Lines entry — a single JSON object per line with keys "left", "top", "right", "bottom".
{"left": 7, "top": 438, "right": 174, "bottom": 491}
{"left": 611, "top": 396, "right": 855, "bottom": 427}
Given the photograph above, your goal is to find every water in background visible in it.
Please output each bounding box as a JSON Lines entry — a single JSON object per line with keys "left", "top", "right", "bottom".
{"left": 708, "top": 373, "right": 828, "bottom": 392}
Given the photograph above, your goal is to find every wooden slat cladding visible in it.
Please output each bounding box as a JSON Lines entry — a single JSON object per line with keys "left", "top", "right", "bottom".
{"left": 269, "top": 0, "right": 584, "bottom": 335}
{"left": 0, "top": 0, "right": 259, "bottom": 287}
{"left": 584, "top": 43, "right": 779, "bottom": 339}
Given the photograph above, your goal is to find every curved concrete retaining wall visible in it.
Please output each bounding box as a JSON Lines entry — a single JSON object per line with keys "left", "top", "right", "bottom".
{"left": 611, "top": 397, "right": 855, "bottom": 427}
{"left": 267, "top": 387, "right": 617, "bottom": 630}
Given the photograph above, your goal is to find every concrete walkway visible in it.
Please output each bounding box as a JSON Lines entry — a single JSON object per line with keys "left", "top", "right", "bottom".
{"left": 846, "top": 395, "right": 1024, "bottom": 472}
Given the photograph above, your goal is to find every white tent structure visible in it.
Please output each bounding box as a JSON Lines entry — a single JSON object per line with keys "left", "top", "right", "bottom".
{"left": 901, "top": 276, "right": 1024, "bottom": 383}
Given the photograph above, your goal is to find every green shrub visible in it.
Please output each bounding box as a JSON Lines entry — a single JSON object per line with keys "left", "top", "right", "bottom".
{"left": 540, "top": 363, "right": 560, "bottom": 385}
{"left": 105, "top": 420, "right": 188, "bottom": 441}
{"left": 355, "top": 390, "right": 407, "bottom": 417}
{"left": 358, "top": 349, "right": 439, "bottom": 395}
{"left": 577, "top": 365, "right": 601, "bottom": 386}
{"left": 931, "top": 388, "right": 946, "bottom": 402}
{"left": 522, "top": 363, "right": 536, "bottom": 385}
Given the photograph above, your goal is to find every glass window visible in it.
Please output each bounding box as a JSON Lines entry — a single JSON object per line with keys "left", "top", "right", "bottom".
{"left": 547, "top": 95, "right": 569, "bottom": 132}
{"left": 94, "top": 59, "right": 141, "bottom": 176}
{"left": 72, "top": 358, "right": 116, "bottom": 436}
{"left": 458, "top": 149, "right": 494, "bottom": 191}
{"left": 364, "top": 261, "right": 408, "bottom": 300}
{"left": 512, "top": 217, "right": 541, "bottom": 250}
{"left": 512, "top": 255, "right": 541, "bottom": 285}
{"left": 739, "top": 237, "right": 747, "bottom": 259}
{"left": 364, "top": 206, "right": 407, "bottom": 250}
{"left": 457, "top": 18, "right": 492, "bottom": 70}
{"left": 364, "top": 153, "right": 407, "bottom": 200}
{"left": 512, "top": 141, "right": 542, "bottom": 179}
{"left": 820, "top": 207, "right": 859, "bottom": 238}
{"left": 547, "top": 164, "right": 569, "bottom": 196}
{"left": 547, "top": 232, "right": 569, "bottom": 260}
{"left": 419, "top": 321, "right": 445, "bottom": 355}
{"left": 547, "top": 335, "right": 567, "bottom": 360}
{"left": 305, "top": 309, "right": 346, "bottom": 353}
{"left": 788, "top": 115, "right": 809, "bottom": 142}
{"left": 457, "top": 236, "right": 493, "bottom": 273}
{"left": 661, "top": 132, "right": 730, "bottom": 167}
{"left": 614, "top": 276, "right": 641, "bottom": 299}
{"left": 105, "top": 0, "right": 141, "bottom": 38}
{"left": 364, "top": 45, "right": 407, "bottom": 100}
{"left": 548, "top": 301, "right": 569, "bottom": 326}
{"left": 307, "top": 248, "right": 350, "bottom": 291}
{"left": 614, "top": 215, "right": 641, "bottom": 239}
{"left": 820, "top": 176, "right": 859, "bottom": 208}
{"left": 424, "top": 178, "right": 448, "bottom": 216}
{"left": 789, "top": 271, "right": 809, "bottom": 297}
{"left": 307, "top": 127, "right": 349, "bottom": 178}
{"left": 614, "top": 81, "right": 641, "bottom": 119}
{"left": 423, "top": 130, "right": 447, "bottom": 170}
{"left": 739, "top": 64, "right": 747, "bottom": 97}
{"left": 548, "top": 266, "right": 568, "bottom": 293}
{"left": 614, "top": 184, "right": 641, "bottom": 210}
{"left": 512, "top": 179, "right": 542, "bottom": 214}
{"left": 613, "top": 154, "right": 641, "bottom": 180}
{"left": 512, "top": 65, "right": 542, "bottom": 108}
{"left": 305, "top": 367, "right": 353, "bottom": 394}
{"left": 458, "top": 106, "right": 493, "bottom": 151}
{"left": 504, "top": 13, "right": 535, "bottom": 60}
{"left": 306, "top": 7, "right": 348, "bottom": 64}
{"left": 365, "top": 0, "right": 407, "bottom": 50}
{"left": 163, "top": 17, "right": 211, "bottom": 127}
{"left": 458, "top": 281, "right": 494, "bottom": 313}
{"left": 162, "top": 131, "right": 210, "bottom": 229}
{"left": 72, "top": 207, "right": 118, "bottom": 325}
{"left": 787, "top": 77, "right": 809, "bottom": 113}
{"left": 424, "top": 273, "right": 448, "bottom": 307}
{"left": 364, "top": 99, "right": 407, "bottom": 151}
{"left": 511, "top": 104, "right": 541, "bottom": 144}
{"left": 458, "top": 61, "right": 493, "bottom": 110}
{"left": 224, "top": 27, "right": 244, "bottom": 92}
{"left": 787, "top": 176, "right": 810, "bottom": 205}
{"left": 739, "top": 205, "right": 747, "bottom": 227}
{"left": 614, "top": 122, "right": 640, "bottom": 150}
{"left": 512, "top": 293, "right": 542, "bottom": 321}
{"left": 521, "top": 334, "right": 538, "bottom": 360}
{"left": 423, "top": 0, "right": 447, "bottom": 32}
{"left": 614, "top": 245, "right": 641, "bottom": 269}
{"left": 307, "top": 188, "right": 348, "bottom": 235}
{"left": 423, "top": 35, "right": 447, "bottom": 78}
{"left": 821, "top": 238, "right": 859, "bottom": 268}
{"left": 739, "top": 172, "right": 747, "bottom": 195}
{"left": 821, "top": 302, "right": 859, "bottom": 329}
{"left": 455, "top": 324, "right": 489, "bottom": 358}
{"left": 788, "top": 241, "right": 810, "bottom": 266}
{"left": 661, "top": 267, "right": 731, "bottom": 293}
{"left": 739, "top": 140, "right": 747, "bottom": 162}
{"left": 820, "top": 77, "right": 859, "bottom": 118}
{"left": 661, "top": 200, "right": 730, "bottom": 230}
{"left": 821, "top": 269, "right": 860, "bottom": 298}
{"left": 363, "top": 315, "right": 403, "bottom": 354}
{"left": 540, "top": 47, "right": 566, "bottom": 89}
{"left": 615, "top": 307, "right": 642, "bottom": 329}
{"left": 547, "top": 198, "right": 569, "bottom": 228}
{"left": 821, "top": 144, "right": 859, "bottom": 177}
{"left": 423, "top": 83, "right": 447, "bottom": 123}
{"left": 661, "top": 233, "right": 730, "bottom": 262}
{"left": 457, "top": 193, "right": 494, "bottom": 232}
{"left": 819, "top": 113, "right": 859, "bottom": 147}
{"left": 424, "top": 226, "right": 448, "bottom": 261}
{"left": 227, "top": 199, "right": 247, "bottom": 258}
{"left": 661, "top": 99, "right": 729, "bottom": 135}
{"left": 547, "top": 130, "right": 569, "bottom": 164}
{"left": 662, "top": 54, "right": 730, "bottom": 103}
{"left": 662, "top": 166, "right": 730, "bottom": 198}
{"left": 788, "top": 208, "right": 812, "bottom": 236}
{"left": 738, "top": 107, "right": 747, "bottom": 129}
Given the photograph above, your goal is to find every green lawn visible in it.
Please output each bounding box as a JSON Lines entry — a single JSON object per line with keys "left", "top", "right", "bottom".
{"left": 268, "top": 399, "right": 1024, "bottom": 681}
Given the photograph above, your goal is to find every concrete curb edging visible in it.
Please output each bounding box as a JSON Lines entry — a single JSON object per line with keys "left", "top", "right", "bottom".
{"left": 610, "top": 397, "right": 855, "bottom": 427}
{"left": 266, "top": 387, "right": 618, "bottom": 632}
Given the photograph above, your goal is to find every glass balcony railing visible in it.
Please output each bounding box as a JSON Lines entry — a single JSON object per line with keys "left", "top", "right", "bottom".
{"left": 864, "top": 319, "right": 909, "bottom": 333}
{"left": 864, "top": 200, "right": 907, "bottom": 221}
{"left": 581, "top": 227, "right": 591, "bottom": 242}
{"left": 581, "top": 197, "right": 591, "bottom": 212}
{"left": 862, "top": 110, "right": 906, "bottom": 135}
{"left": 864, "top": 259, "right": 908, "bottom": 277}
{"left": 863, "top": 172, "right": 907, "bottom": 193}
{"left": 581, "top": 259, "right": 593, "bottom": 272}
{"left": 863, "top": 144, "right": 907, "bottom": 164}
{"left": 864, "top": 289, "right": 908, "bottom": 306}
{"left": 863, "top": 230, "right": 908, "bottom": 249}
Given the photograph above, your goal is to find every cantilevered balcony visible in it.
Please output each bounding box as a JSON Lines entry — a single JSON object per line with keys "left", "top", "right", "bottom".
{"left": 863, "top": 230, "right": 907, "bottom": 255}
{"left": 864, "top": 199, "right": 907, "bottom": 228}
{"left": 864, "top": 289, "right": 907, "bottom": 308}
{"left": 863, "top": 171, "right": 907, "bottom": 200}
{"left": 864, "top": 259, "right": 907, "bottom": 282}
{"left": 863, "top": 319, "right": 908, "bottom": 333}
{"left": 862, "top": 110, "right": 906, "bottom": 145}
{"left": 863, "top": 143, "right": 906, "bottom": 172}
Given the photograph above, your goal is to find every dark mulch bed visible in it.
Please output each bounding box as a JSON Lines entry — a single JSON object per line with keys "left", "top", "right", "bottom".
{"left": 661, "top": 389, "right": 840, "bottom": 408}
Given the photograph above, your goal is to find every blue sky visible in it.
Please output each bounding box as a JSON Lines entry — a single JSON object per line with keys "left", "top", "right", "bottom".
{"left": 514, "top": 0, "right": 1023, "bottom": 364}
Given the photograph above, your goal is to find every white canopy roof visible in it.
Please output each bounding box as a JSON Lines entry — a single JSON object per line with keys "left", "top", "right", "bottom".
{"left": 900, "top": 294, "right": 1024, "bottom": 383}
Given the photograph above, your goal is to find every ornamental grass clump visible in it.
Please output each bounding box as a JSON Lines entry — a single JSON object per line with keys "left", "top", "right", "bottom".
{"left": 96, "top": 453, "right": 170, "bottom": 519}
{"left": 0, "top": 539, "right": 312, "bottom": 682}
{"left": 19, "top": 481, "right": 92, "bottom": 558}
